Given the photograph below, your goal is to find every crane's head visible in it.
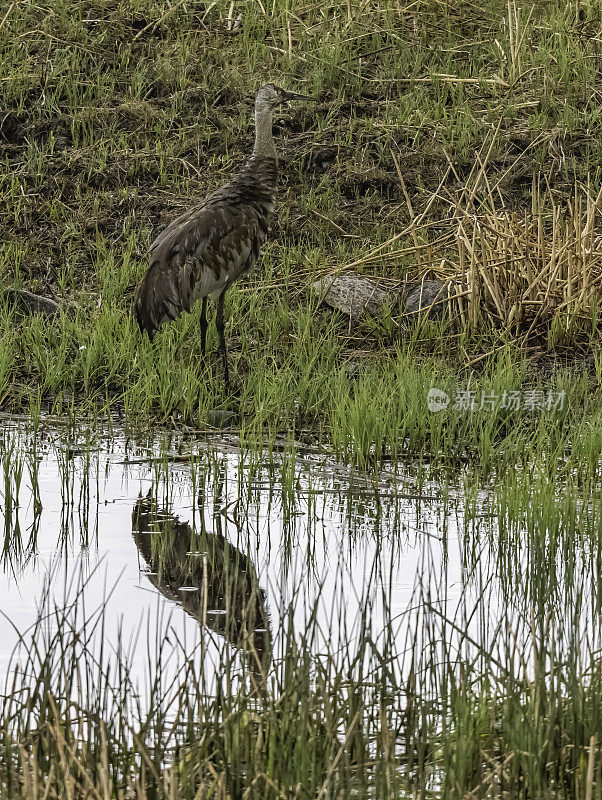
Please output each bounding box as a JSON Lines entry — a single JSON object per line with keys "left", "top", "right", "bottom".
{"left": 255, "top": 83, "right": 315, "bottom": 112}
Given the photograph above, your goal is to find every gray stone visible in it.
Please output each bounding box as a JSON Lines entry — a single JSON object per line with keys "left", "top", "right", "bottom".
{"left": 403, "top": 280, "right": 449, "bottom": 317}
{"left": 312, "top": 273, "right": 451, "bottom": 322}
{"left": 311, "top": 274, "right": 397, "bottom": 320}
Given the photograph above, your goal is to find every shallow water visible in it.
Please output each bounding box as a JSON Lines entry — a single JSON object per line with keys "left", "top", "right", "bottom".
{"left": 0, "top": 420, "right": 597, "bottom": 700}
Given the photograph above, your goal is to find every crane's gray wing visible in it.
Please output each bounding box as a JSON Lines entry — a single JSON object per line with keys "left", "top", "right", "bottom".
{"left": 134, "top": 201, "right": 258, "bottom": 337}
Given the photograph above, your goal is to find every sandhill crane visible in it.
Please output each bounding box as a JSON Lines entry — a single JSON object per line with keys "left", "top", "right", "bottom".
{"left": 132, "top": 492, "right": 271, "bottom": 677}
{"left": 134, "top": 84, "right": 314, "bottom": 390}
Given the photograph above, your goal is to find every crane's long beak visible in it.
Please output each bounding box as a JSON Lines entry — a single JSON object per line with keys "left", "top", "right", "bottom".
{"left": 282, "top": 90, "right": 318, "bottom": 102}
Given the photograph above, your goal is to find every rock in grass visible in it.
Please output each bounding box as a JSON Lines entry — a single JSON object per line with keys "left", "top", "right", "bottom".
{"left": 312, "top": 274, "right": 450, "bottom": 320}
{"left": 311, "top": 275, "right": 396, "bottom": 321}
{"left": 403, "top": 280, "right": 449, "bottom": 317}
{"left": 3, "top": 289, "right": 62, "bottom": 317}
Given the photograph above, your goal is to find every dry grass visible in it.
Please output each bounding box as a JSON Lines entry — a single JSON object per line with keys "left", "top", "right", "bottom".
{"left": 428, "top": 182, "right": 602, "bottom": 347}
{"left": 453, "top": 190, "right": 600, "bottom": 339}
{"left": 316, "top": 176, "right": 602, "bottom": 351}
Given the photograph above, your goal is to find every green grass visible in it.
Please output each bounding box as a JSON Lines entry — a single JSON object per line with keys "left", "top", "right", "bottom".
{"left": 0, "top": 0, "right": 602, "bottom": 468}
{"left": 0, "top": 285, "right": 599, "bottom": 479}
{"left": 2, "top": 4, "right": 602, "bottom": 794}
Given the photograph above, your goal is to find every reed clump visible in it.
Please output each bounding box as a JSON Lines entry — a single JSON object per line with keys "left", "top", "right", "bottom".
{"left": 343, "top": 181, "right": 602, "bottom": 350}
{"left": 432, "top": 183, "right": 602, "bottom": 347}
{"left": 3, "top": 604, "right": 602, "bottom": 799}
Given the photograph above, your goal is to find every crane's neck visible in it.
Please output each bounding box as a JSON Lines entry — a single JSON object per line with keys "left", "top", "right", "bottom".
{"left": 252, "top": 104, "right": 277, "bottom": 160}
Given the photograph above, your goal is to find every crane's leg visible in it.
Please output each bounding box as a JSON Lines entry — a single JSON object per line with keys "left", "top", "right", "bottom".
{"left": 216, "top": 290, "right": 230, "bottom": 392}
{"left": 200, "top": 297, "right": 208, "bottom": 357}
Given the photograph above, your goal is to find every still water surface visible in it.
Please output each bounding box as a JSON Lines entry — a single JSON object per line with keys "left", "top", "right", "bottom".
{"left": 0, "top": 421, "right": 595, "bottom": 695}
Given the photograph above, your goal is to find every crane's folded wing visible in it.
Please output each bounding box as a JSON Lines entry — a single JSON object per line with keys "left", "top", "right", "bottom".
{"left": 135, "top": 200, "right": 259, "bottom": 335}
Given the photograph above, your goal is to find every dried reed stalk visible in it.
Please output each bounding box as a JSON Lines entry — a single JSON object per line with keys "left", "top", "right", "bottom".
{"left": 434, "top": 184, "right": 602, "bottom": 344}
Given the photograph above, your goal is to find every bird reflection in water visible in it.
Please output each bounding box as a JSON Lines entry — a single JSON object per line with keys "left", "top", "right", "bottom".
{"left": 132, "top": 492, "right": 271, "bottom": 683}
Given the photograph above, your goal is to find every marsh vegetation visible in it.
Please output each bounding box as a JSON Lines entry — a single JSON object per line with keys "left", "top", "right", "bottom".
{"left": 1, "top": 0, "right": 602, "bottom": 796}
{"left": 0, "top": 425, "right": 600, "bottom": 799}
{"left": 0, "top": 0, "right": 601, "bottom": 458}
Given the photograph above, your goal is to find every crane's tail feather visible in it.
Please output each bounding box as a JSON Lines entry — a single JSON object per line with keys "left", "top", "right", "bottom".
{"left": 134, "top": 264, "right": 188, "bottom": 339}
